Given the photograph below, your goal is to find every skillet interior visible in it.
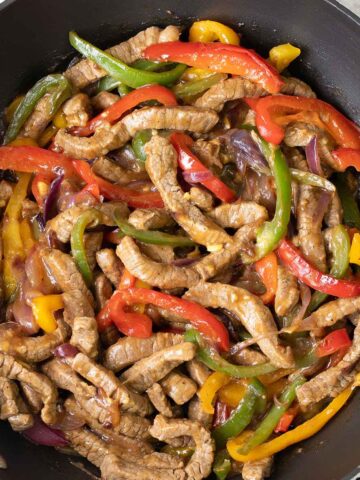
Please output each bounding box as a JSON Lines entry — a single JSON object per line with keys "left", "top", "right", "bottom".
{"left": 0, "top": 0, "right": 359, "bottom": 478}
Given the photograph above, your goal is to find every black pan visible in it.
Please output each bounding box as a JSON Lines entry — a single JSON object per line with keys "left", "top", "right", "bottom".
{"left": 0, "top": 0, "right": 359, "bottom": 479}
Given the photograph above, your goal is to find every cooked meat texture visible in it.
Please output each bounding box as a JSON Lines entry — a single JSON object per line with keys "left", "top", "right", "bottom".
{"left": 65, "top": 428, "right": 111, "bottom": 467}
{"left": 116, "top": 236, "right": 200, "bottom": 289}
{"left": 208, "top": 201, "right": 268, "bottom": 229}
{"left": 65, "top": 26, "right": 180, "bottom": 89}
{"left": 100, "top": 453, "right": 186, "bottom": 480}
{"left": 83, "top": 232, "right": 103, "bottom": 271}
{"left": 0, "top": 319, "right": 69, "bottom": 363}
{"left": 139, "top": 243, "right": 175, "bottom": 264}
{"left": 142, "top": 452, "right": 184, "bottom": 469}
{"left": 240, "top": 169, "right": 276, "bottom": 214}
{"left": 280, "top": 77, "right": 316, "bottom": 98}
{"left": 188, "top": 396, "right": 212, "bottom": 429}
{"left": 0, "top": 353, "right": 58, "bottom": 425}
{"left": 160, "top": 372, "right": 197, "bottom": 405}
{"left": 112, "top": 411, "right": 152, "bottom": 440}
{"left": 20, "top": 93, "right": 53, "bottom": 140}
{"left": 101, "top": 324, "right": 121, "bottom": 348}
{"left": 42, "top": 248, "right": 94, "bottom": 306}
{"left": 91, "top": 91, "right": 119, "bottom": 110}
{"left": 230, "top": 347, "right": 267, "bottom": 366}
{"left": 103, "top": 332, "right": 184, "bottom": 372}
{"left": 70, "top": 316, "right": 99, "bottom": 359}
{"left": 120, "top": 342, "right": 196, "bottom": 393}
{"left": 145, "top": 135, "right": 230, "bottom": 247}
{"left": 62, "top": 289, "right": 94, "bottom": 326}
{"left": 68, "top": 352, "right": 153, "bottom": 416}
{"left": 0, "top": 180, "right": 13, "bottom": 205}
{"left": 0, "top": 377, "right": 33, "bottom": 431}
{"left": 297, "top": 320, "right": 360, "bottom": 407}
{"left": 187, "top": 187, "right": 213, "bottom": 211}
{"left": 96, "top": 248, "right": 123, "bottom": 286}
{"left": 150, "top": 414, "right": 215, "bottom": 480}
{"left": 20, "top": 383, "right": 43, "bottom": 414}
{"left": 186, "top": 359, "right": 211, "bottom": 387}
{"left": 194, "top": 77, "right": 265, "bottom": 111}
{"left": 303, "top": 297, "right": 360, "bottom": 329}
{"left": 92, "top": 156, "right": 149, "bottom": 184}
{"left": 21, "top": 199, "right": 40, "bottom": 220}
{"left": 242, "top": 457, "right": 273, "bottom": 480}
{"left": 192, "top": 139, "right": 223, "bottom": 170}
{"left": 128, "top": 208, "right": 175, "bottom": 231}
{"left": 94, "top": 273, "right": 113, "bottom": 310}
{"left": 324, "top": 192, "right": 343, "bottom": 227}
{"left": 274, "top": 265, "right": 300, "bottom": 317}
{"left": 62, "top": 93, "right": 91, "bottom": 127}
{"left": 184, "top": 282, "right": 294, "bottom": 368}
{"left": 146, "top": 383, "right": 175, "bottom": 417}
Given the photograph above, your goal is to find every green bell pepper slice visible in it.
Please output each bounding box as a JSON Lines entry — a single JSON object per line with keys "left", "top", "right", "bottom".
{"left": 333, "top": 172, "right": 360, "bottom": 230}
{"left": 173, "top": 73, "right": 226, "bottom": 100}
{"left": 213, "top": 450, "right": 231, "bottom": 480}
{"left": 290, "top": 168, "right": 335, "bottom": 192}
{"left": 132, "top": 129, "right": 153, "bottom": 163}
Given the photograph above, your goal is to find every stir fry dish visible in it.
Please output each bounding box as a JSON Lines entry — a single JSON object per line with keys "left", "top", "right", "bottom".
{"left": 1, "top": 19, "right": 360, "bottom": 480}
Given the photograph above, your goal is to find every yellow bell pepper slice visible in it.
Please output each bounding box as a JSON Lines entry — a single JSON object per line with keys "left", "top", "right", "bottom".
{"left": 2, "top": 173, "right": 31, "bottom": 300}
{"left": 227, "top": 383, "right": 356, "bottom": 462}
{"left": 269, "top": 43, "right": 301, "bottom": 73}
{"left": 39, "top": 124, "right": 58, "bottom": 147}
{"left": 199, "top": 371, "right": 231, "bottom": 414}
{"left": 8, "top": 137, "right": 38, "bottom": 147}
{"left": 31, "top": 294, "right": 64, "bottom": 333}
{"left": 189, "top": 20, "right": 240, "bottom": 45}
{"left": 349, "top": 232, "right": 360, "bottom": 266}
{"left": 181, "top": 67, "right": 215, "bottom": 82}
{"left": 218, "top": 380, "right": 247, "bottom": 407}
{"left": 132, "top": 279, "right": 151, "bottom": 313}
{"left": 19, "top": 219, "right": 35, "bottom": 255}
{"left": 53, "top": 110, "right": 67, "bottom": 129}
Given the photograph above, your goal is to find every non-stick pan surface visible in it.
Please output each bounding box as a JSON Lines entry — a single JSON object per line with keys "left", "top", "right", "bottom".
{"left": 0, "top": 0, "right": 359, "bottom": 478}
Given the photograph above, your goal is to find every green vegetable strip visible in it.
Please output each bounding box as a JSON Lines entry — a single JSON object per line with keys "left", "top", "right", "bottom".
{"left": 132, "top": 130, "right": 153, "bottom": 163}
{"left": 212, "top": 380, "right": 265, "bottom": 448}
{"left": 69, "top": 31, "right": 187, "bottom": 89}
{"left": 290, "top": 168, "right": 335, "bottom": 192}
{"left": 71, "top": 209, "right": 102, "bottom": 287}
{"left": 308, "top": 224, "right": 350, "bottom": 312}
{"left": 184, "top": 329, "right": 277, "bottom": 378}
{"left": 239, "top": 375, "right": 306, "bottom": 454}
{"left": 96, "top": 76, "right": 123, "bottom": 92}
{"left": 213, "top": 450, "right": 231, "bottom": 480}
{"left": 5, "top": 74, "right": 71, "bottom": 144}
{"left": 333, "top": 173, "right": 360, "bottom": 229}
{"left": 131, "top": 59, "right": 174, "bottom": 72}
{"left": 173, "top": 73, "right": 226, "bottom": 99}
{"left": 114, "top": 209, "right": 195, "bottom": 247}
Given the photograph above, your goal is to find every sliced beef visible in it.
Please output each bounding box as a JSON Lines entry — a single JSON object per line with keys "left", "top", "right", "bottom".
{"left": 21, "top": 199, "right": 40, "bottom": 220}
{"left": 191, "top": 139, "right": 223, "bottom": 170}
{"left": 20, "top": 93, "right": 53, "bottom": 140}
{"left": 242, "top": 457, "right": 273, "bottom": 480}
{"left": 65, "top": 26, "right": 180, "bottom": 89}
{"left": 91, "top": 91, "right": 119, "bottom": 110}
{"left": 184, "top": 282, "right": 294, "bottom": 368}
{"left": 0, "top": 377, "right": 33, "bottom": 431}
{"left": 128, "top": 208, "right": 175, "bottom": 230}
{"left": 146, "top": 383, "right": 175, "bottom": 417}
{"left": 324, "top": 192, "right": 343, "bottom": 227}
{"left": 194, "top": 77, "right": 265, "bottom": 111}
{"left": 189, "top": 187, "right": 214, "bottom": 211}
{"left": 229, "top": 347, "right": 267, "bottom": 366}
{"left": 139, "top": 243, "right": 175, "bottom": 264}
{"left": 280, "top": 77, "right": 316, "bottom": 97}
{"left": 120, "top": 343, "right": 196, "bottom": 393}
{"left": 62, "top": 289, "right": 94, "bottom": 326}
{"left": 145, "top": 135, "right": 231, "bottom": 247}
{"left": 186, "top": 359, "right": 211, "bottom": 387}
{"left": 303, "top": 297, "right": 360, "bottom": 329}
{"left": 274, "top": 265, "right": 300, "bottom": 317}
{"left": 0, "top": 180, "right": 13, "bottom": 206}
{"left": 188, "top": 397, "right": 212, "bottom": 429}
{"left": 150, "top": 414, "right": 215, "bottom": 480}
{"left": 208, "top": 201, "right": 268, "bottom": 229}
{"left": 94, "top": 273, "right": 113, "bottom": 310}
{"left": 101, "top": 324, "right": 121, "bottom": 348}
{"left": 160, "top": 372, "right": 197, "bottom": 405}
{"left": 92, "top": 156, "right": 148, "bottom": 184}
{"left": 0, "top": 353, "right": 58, "bottom": 425}
{"left": 83, "top": 232, "right": 103, "bottom": 271}
{"left": 96, "top": 248, "right": 123, "bottom": 286}
{"left": 20, "top": 384, "right": 43, "bottom": 414}
{"left": 64, "top": 428, "right": 111, "bottom": 467}
{"left": 62, "top": 93, "right": 91, "bottom": 127}
{"left": 103, "top": 332, "right": 184, "bottom": 372}
{"left": 70, "top": 317, "right": 99, "bottom": 359}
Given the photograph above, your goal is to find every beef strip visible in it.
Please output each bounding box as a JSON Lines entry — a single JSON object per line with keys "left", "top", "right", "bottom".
{"left": 42, "top": 248, "right": 94, "bottom": 306}
{"left": 208, "top": 201, "right": 268, "bottom": 229}
{"left": 0, "top": 377, "right": 33, "bottom": 431}
{"left": 297, "top": 320, "right": 360, "bottom": 407}
{"left": 65, "top": 26, "right": 180, "bottom": 89}
{"left": 229, "top": 347, "right": 267, "bottom": 366}
{"left": 0, "top": 353, "right": 58, "bottom": 425}
{"left": 0, "top": 180, "right": 13, "bottom": 206}
{"left": 194, "top": 78, "right": 265, "bottom": 111}
{"left": 187, "top": 187, "right": 214, "bottom": 212}
{"left": 242, "top": 457, "right": 273, "bottom": 480}
{"left": 62, "top": 93, "right": 91, "bottom": 127}
{"left": 101, "top": 325, "right": 121, "bottom": 348}
{"left": 280, "top": 77, "right": 316, "bottom": 97}
{"left": 64, "top": 428, "right": 111, "bottom": 467}
{"left": 324, "top": 191, "right": 343, "bottom": 227}
{"left": 274, "top": 265, "right": 300, "bottom": 317}
{"left": 128, "top": 208, "right": 175, "bottom": 230}
{"left": 103, "top": 332, "right": 184, "bottom": 372}
{"left": 146, "top": 383, "right": 176, "bottom": 417}
{"left": 20, "top": 93, "right": 54, "bottom": 140}
{"left": 302, "top": 297, "right": 360, "bottom": 329}
{"left": 139, "top": 243, "right": 175, "bottom": 264}
{"left": 21, "top": 199, "right": 40, "bottom": 220}
{"left": 20, "top": 383, "right": 43, "bottom": 414}
{"left": 62, "top": 289, "right": 94, "bottom": 326}
{"left": 150, "top": 414, "right": 215, "bottom": 480}
{"left": 96, "top": 248, "right": 123, "bottom": 286}
{"left": 186, "top": 359, "right": 211, "bottom": 387}
{"left": 91, "top": 91, "right": 119, "bottom": 110}
{"left": 83, "top": 232, "right": 103, "bottom": 271}
{"left": 120, "top": 342, "right": 196, "bottom": 393}
{"left": 92, "top": 156, "right": 149, "bottom": 184}
{"left": 188, "top": 396, "right": 213, "bottom": 429}
{"left": 0, "top": 319, "right": 69, "bottom": 363}
{"left": 160, "top": 372, "right": 197, "bottom": 405}
{"left": 70, "top": 317, "right": 99, "bottom": 359}
{"left": 94, "top": 273, "right": 113, "bottom": 309}
{"left": 192, "top": 139, "right": 223, "bottom": 170}
{"left": 184, "top": 282, "right": 294, "bottom": 368}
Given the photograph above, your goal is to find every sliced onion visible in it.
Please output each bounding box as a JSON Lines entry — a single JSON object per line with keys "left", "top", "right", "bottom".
{"left": 35, "top": 212, "right": 45, "bottom": 231}
{"left": 182, "top": 170, "right": 213, "bottom": 183}
{"left": 43, "top": 174, "right": 64, "bottom": 223}
{"left": 54, "top": 343, "right": 79, "bottom": 359}
{"left": 23, "top": 417, "right": 68, "bottom": 447}
{"left": 305, "top": 136, "right": 324, "bottom": 176}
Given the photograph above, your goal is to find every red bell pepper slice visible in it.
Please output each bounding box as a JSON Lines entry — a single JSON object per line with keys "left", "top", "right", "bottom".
{"left": 31, "top": 173, "right": 54, "bottom": 206}
{"left": 144, "top": 41, "right": 284, "bottom": 94}
{"left": 117, "top": 287, "right": 230, "bottom": 351}
{"left": 316, "top": 328, "right": 352, "bottom": 358}
{"left": 170, "top": 132, "right": 236, "bottom": 203}
{"left": 276, "top": 239, "right": 360, "bottom": 298}
{"left": 245, "top": 95, "right": 360, "bottom": 148}
{"left": 107, "top": 293, "right": 153, "bottom": 338}
{"left": 332, "top": 148, "right": 360, "bottom": 172}
{"left": 72, "top": 159, "right": 164, "bottom": 209}
{"left": 275, "top": 407, "right": 298, "bottom": 433}
{"left": 0, "top": 146, "right": 77, "bottom": 176}
{"left": 73, "top": 84, "right": 178, "bottom": 137}
{"left": 255, "top": 252, "right": 278, "bottom": 304}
